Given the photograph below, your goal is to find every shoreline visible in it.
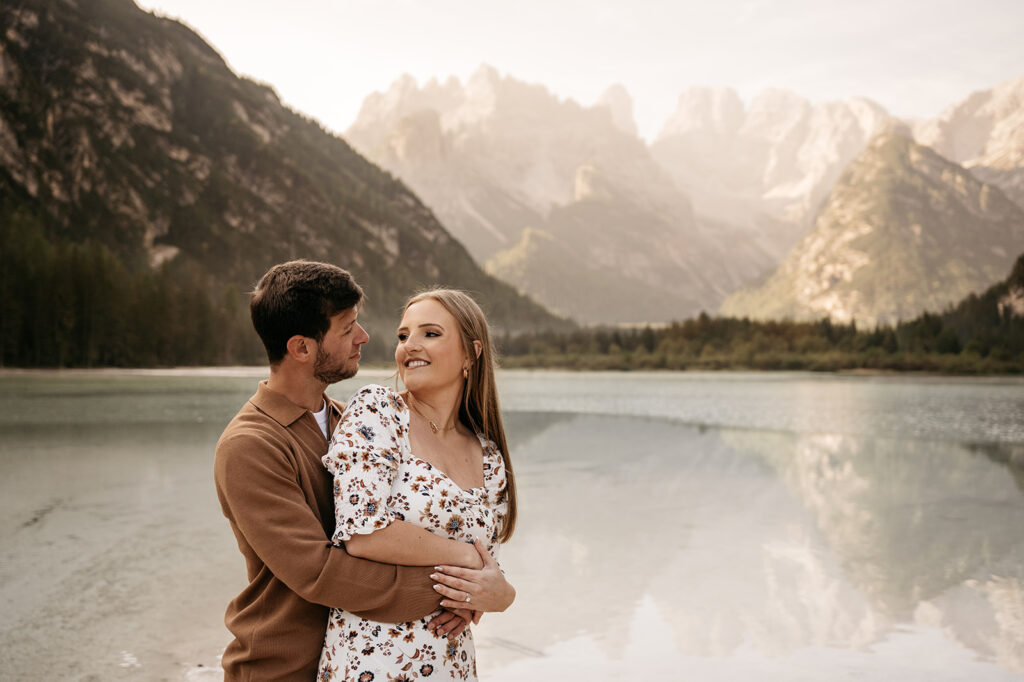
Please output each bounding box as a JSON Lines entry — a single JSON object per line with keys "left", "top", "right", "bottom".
{"left": 0, "top": 366, "right": 397, "bottom": 378}
{"left": 1, "top": 366, "right": 1023, "bottom": 385}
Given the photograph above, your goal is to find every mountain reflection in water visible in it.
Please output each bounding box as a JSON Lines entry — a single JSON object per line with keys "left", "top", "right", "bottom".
{"left": 478, "top": 411, "right": 1024, "bottom": 679}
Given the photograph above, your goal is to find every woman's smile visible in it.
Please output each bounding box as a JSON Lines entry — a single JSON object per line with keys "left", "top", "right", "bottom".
{"left": 396, "top": 299, "right": 469, "bottom": 391}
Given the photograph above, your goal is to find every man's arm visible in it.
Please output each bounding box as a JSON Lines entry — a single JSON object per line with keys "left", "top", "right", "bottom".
{"left": 215, "top": 426, "right": 441, "bottom": 622}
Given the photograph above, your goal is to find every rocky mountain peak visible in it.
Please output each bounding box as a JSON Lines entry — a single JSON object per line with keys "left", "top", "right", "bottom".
{"left": 386, "top": 109, "right": 446, "bottom": 163}
{"left": 720, "top": 126, "right": 1024, "bottom": 325}
{"left": 467, "top": 62, "right": 501, "bottom": 88}
{"left": 347, "top": 66, "right": 678, "bottom": 223}
{"left": 846, "top": 97, "right": 891, "bottom": 131}
{"left": 652, "top": 86, "right": 891, "bottom": 244}
{"left": 658, "top": 86, "right": 745, "bottom": 138}
{"left": 868, "top": 119, "right": 913, "bottom": 145}
{"left": 461, "top": 63, "right": 502, "bottom": 117}
{"left": 741, "top": 88, "right": 811, "bottom": 132}
{"left": 915, "top": 75, "right": 1024, "bottom": 165}
{"left": 387, "top": 73, "right": 419, "bottom": 97}
{"left": 596, "top": 83, "right": 638, "bottom": 137}
{"left": 351, "top": 73, "right": 463, "bottom": 141}
{"left": 914, "top": 75, "right": 1024, "bottom": 209}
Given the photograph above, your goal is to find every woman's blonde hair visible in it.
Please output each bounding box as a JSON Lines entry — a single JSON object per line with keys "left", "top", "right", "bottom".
{"left": 403, "top": 288, "right": 517, "bottom": 543}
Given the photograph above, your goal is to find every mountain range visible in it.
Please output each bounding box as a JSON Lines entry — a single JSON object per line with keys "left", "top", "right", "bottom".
{"left": 350, "top": 70, "right": 1024, "bottom": 326}
{"left": 346, "top": 68, "right": 772, "bottom": 324}
{"left": 2, "top": 0, "right": 1022, "bottom": 353}
{"left": 720, "top": 125, "right": 1024, "bottom": 325}
{"left": 723, "top": 79, "right": 1024, "bottom": 324}
{"left": 650, "top": 86, "right": 890, "bottom": 252}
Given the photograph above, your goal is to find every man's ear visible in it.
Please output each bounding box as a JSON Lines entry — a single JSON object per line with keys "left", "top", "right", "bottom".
{"left": 285, "top": 335, "right": 315, "bottom": 363}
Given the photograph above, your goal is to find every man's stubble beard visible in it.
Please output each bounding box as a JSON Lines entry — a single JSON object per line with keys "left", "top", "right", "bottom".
{"left": 313, "top": 345, "right": 357, "bottom": 384}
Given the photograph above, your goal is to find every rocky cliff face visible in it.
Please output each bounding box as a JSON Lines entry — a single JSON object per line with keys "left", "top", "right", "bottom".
{"left": 346, "top": 68, "right": 775, "bottom": 324}
{"left": 0, "top": 0, "right": 565, "bottom": 338}
{"left": 650, "top": 87, "right": 890, "bottom": 258}
{"left": 720, "top": 127, "right": 1024, "bottom": 326}
{"left": 595, "top": 83, "right": 638, "bottom": 137}
{"left": 915, "top": 75, "right": 1024, "bottom": 209}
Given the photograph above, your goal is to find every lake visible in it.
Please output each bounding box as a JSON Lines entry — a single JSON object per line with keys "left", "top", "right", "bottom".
{"left": 1, "top": 369, "right": 1023, "bottom": 680}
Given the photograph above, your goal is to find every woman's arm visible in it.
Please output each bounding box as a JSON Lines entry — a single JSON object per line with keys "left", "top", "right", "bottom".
{"left": 345, "top": 520, "right": 484, "bottom": 569}
{"left": 327, "top": 386, "right": 481, "bottom": 571}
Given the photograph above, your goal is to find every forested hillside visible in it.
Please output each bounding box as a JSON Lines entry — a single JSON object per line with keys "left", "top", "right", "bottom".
{"left": 0, "top": 0, "right": 568, "bottom": 367}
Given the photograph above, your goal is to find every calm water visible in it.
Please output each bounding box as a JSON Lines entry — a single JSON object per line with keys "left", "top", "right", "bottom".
{"left": 1, "top": 369, "right": 1023, "bottom": 680}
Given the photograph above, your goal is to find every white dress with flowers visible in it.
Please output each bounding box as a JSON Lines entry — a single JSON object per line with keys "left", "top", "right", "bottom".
{"left": 317, "top": 384, "right": 508, "bottom": 682}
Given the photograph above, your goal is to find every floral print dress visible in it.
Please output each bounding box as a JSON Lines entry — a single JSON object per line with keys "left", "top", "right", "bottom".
{"left": 318, "top": 385, "right": 508, "bottom": 682}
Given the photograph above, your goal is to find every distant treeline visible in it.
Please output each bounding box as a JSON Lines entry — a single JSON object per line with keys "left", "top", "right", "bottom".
{"left": 4, "top": 209, "right": 1022, "bottom": 373}
{"left": 498, "top": 263, "right": 1024, "bottom": 374}
{"left": 0, "top": 211, "right": 528, "bottom": 368}
{"left": 1, "top": 213, "right": 264, "bottom": 367}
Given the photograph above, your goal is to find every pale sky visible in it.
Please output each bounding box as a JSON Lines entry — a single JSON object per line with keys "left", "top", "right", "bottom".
{"left": 137, "top": 0, "right": 1024, "bottom": 141}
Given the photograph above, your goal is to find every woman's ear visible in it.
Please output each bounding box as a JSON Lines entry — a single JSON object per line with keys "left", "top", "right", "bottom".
{"left": 472, "top": 339, "right": 482, "bottom": 359}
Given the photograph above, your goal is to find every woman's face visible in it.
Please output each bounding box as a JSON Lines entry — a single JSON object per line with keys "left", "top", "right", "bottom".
{"left": 396, "top": 299, "right": 468, "bottom": 394}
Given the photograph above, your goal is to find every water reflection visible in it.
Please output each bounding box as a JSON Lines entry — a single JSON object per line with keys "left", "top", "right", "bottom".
{"left": 2, "top": 373, "right": 1023, "bottom": 680}
{"left": 0, "top": 419, "right": 243, "bottom": 680}
{"left": 724, "top": 431, "right": 1024, "bottom": 610}
{"left": 482, "top": 413, "right": 1024, "bottom": 677}
{"left": 968, "top": 442, "right": 1024, "bottom": 494}
{"left": 722, "top": 429, "right": 1024, "bottom": 672}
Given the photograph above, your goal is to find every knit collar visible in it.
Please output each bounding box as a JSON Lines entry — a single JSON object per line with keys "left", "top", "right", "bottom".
{"left": 250, "top": 380, "right": 342, "bottom": 427}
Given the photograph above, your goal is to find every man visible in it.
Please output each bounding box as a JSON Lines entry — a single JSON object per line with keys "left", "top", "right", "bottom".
{"left": 214, "top": 260, "right": 442, "bottom": 680}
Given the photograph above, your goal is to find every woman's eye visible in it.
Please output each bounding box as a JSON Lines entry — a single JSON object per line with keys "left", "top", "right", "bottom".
{"left": 397, "top": 333, "right": 408, "bottom": 342}
{"left": 425, "top": 331, "right": 440, "bottom": 337}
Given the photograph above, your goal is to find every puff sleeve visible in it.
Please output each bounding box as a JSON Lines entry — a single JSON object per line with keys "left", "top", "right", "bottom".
{"left": 323, "top": 385, "right": 408, "bottom": 544}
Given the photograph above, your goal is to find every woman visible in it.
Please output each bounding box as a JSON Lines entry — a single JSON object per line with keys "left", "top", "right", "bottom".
{"left": 318, "top": 289, "right": 517, "bottom": 681}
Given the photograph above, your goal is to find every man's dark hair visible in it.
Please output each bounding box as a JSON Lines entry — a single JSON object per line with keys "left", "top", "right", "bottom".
{"left": 250, "top": 260, "right": 364, "bottom": 364}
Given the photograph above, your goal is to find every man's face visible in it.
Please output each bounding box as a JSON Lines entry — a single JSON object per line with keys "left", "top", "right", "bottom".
{"left": 312, "top": 307, "right": 369, "bottom": 384}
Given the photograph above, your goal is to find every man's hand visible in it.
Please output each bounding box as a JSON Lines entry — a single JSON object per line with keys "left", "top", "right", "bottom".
{"left": 426, "top": 608, "right": 477, "bottom": 639}
{"left": 431, "top": 539, "right": 516, "bottom": 612}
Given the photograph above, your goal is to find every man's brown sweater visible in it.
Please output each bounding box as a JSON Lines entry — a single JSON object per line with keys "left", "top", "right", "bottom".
{"left": 214, "top": 381, "right": 439, "bottom": 681}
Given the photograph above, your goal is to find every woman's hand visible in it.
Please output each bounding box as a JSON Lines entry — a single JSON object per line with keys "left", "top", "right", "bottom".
{"left": 431, "top": 539, "right": 516, "bottom": 612}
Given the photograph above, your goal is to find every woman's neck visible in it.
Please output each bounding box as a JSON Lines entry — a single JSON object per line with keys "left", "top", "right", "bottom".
{"left": 405, "top": 384, "right": 463, "bottom": 434}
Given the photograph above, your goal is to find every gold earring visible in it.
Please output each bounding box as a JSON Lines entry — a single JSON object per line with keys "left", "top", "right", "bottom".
{"left": 463, "top": 367, "right": 469, "bottom": 380}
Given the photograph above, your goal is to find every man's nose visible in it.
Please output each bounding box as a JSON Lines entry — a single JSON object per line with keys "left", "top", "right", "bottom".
{"left": 356, "top": 323, "right": 370, "bottom": 344}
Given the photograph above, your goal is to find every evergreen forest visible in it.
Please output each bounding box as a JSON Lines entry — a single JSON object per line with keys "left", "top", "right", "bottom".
{"left": 499, "top": 254, "right": 1024, "bottom": 374}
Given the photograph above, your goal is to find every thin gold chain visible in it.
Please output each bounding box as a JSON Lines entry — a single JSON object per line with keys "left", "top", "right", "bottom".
{"left": 408, "top": 399, "right": 457, "bottom": 434}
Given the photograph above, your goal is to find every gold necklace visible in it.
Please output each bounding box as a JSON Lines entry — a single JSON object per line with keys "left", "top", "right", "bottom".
{"left": 409, "top": 400, "right": 457, "bottom": 434}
